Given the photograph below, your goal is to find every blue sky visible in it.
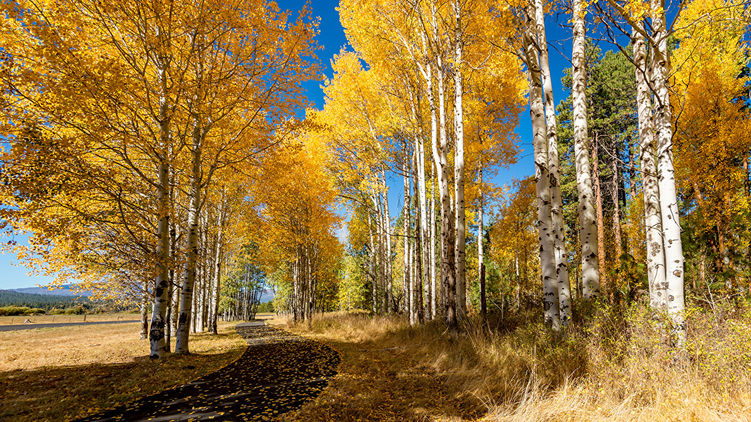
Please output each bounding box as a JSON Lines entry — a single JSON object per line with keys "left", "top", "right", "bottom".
{"left": 0, "top": 0, "right": 581, "bottom": 289}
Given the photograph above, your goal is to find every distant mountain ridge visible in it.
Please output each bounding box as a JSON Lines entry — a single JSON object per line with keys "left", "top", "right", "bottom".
{"left": 11, "top": 284, "right": 91, "bottom": 297}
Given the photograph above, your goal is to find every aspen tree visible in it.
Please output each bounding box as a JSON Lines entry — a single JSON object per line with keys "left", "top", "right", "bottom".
{"left": 478, "top": 164, "right": 486, "bottom": 318}
{"left": 651, "top": 0, "right": 685, "bottom": 339}
{"left": 604, "top": 0, "right": 685, "bottom": 341}
{"left": 571, "top": 0, "right": 601, "bottom": 300}
{"left": 522, "top": 15, "right": 560, "bottom": 329}
{"left": 404, "top": 148, "right": 415, "bottom": 325}
{"left": 453, "top": 0, "right": 467, "bottom": 319}
{"left": 430, "top": 165, "right": 438, "bottom": 317}
{"left": 534, "top": 0, "right": 571, "bottom": 323}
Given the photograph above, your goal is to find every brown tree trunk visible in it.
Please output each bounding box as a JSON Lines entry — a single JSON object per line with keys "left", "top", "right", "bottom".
{"left": 140, "top": 292, "right": 149, "bottom": 340}
{"left": 593, "top": 135, "right": 607, "bottom": 296}
{"left": 612, "top": 158, "right": 623, "bottom": 262}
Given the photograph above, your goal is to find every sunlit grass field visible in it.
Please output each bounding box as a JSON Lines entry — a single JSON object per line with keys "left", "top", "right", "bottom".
{"left": 0, "top": 312, "right": 139, "bottom": 325}
{"left": 0, "top": 320, "right": 247, "bottom": 421}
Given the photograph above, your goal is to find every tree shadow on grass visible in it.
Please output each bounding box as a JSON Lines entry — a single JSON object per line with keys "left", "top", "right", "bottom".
{"left": 0, "top": 349, "right": 242, "bottom": 422}
{"left": 73, "top": 325, "right": 339, "bottom": 421}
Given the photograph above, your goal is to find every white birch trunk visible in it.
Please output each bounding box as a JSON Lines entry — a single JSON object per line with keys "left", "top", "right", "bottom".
{"left": 535, "top": 0, "right": 571, "bottom": 323}
{"left": 373, "top": 194, "right": 384, "bottom": 314}
{"left": 651, "top": 0, "right": 685, "bottom": 340}
{"left": 407, "top": 227, "right": 417, "bottom": 326}
{"left": 210, "top": 203, "right": 224, "bottom": 335}
{"left": 523, "top": 23, "right": 560, "bottom": 330}
{"left": 633, "top": 24, "right": 666, "bottom": 311}
{"left": 435, "top": 50, "right": 457, "bottom": 331}
{"left": 453, "top": 0, "right": 467, "bottom": 319}
{"left": 572, "top": 0, "right": 601, "bottom": 300}
{"left": 478, "top": 164, "right": 486, "bottom": 316}
{"left": 175, "top": 122, "right": 202, "bottom": 354}
{"left": 413, "top": 153, "right": 425, "bottom": 323}
{"left": 404, "top": 152, "right": 414, "bottom": 325}
{"left": 150, "top": 157, "right": 171, "bottom": 358}
{"left": 367, "top": 212, "right": 378, "bottom": 313}
{"left": 415, "top": 135, "right": 430, "bottom": 320}
{"left": 430, "top": 165, "right": 437, "bottom": 319}
{"left": 382, "top": 176, "right": 393, "bottom": 313}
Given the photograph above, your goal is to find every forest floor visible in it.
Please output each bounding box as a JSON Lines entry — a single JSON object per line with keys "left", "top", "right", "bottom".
{"left": 0, "top": 320, "right": 247, "bottom": 421}
{"left": 279, "top": 309, "right": 751, "bottom": 421}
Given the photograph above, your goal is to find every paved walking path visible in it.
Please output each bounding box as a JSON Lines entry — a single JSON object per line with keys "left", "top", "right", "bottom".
{"left": 76, "top": 321, "right": 340, "bottom": 421}
{"left": 0, "top": 320, "right": 139, "bottom": 332}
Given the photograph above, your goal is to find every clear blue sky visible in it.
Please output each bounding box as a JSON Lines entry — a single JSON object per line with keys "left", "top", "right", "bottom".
{"left": 0, "top": 0, "right": 580, "bottom": 290}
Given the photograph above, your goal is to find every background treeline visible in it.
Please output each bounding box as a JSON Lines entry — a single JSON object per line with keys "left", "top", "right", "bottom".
{"left": 0, "top": 290, "right": 88, "bottom": 309}
{"left": 0, "top": 290, "right": 140, "bottom": 314}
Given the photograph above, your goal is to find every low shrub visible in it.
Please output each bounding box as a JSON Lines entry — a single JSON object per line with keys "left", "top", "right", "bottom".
{"left": 64, "top": 305, "right": 86, "bottom": 315}
{"left": 0, "top": 306, "right": 46, "bottom": 316}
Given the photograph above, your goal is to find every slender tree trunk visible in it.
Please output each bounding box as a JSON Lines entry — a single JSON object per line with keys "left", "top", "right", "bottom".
{"left": 453, "top": 0, "right": 467, "bottom": 320}
{"left": 424, "top": 65, "right": 439, "bottom": 321}
{"left": 651, "top": 0, "right": 685, "bottom": 342}
{"left": 175, "top": 122, "right": 202, "bottom": 353}
{"left": 612, "top": 158, "right": 623, "bottom": 262}
{"left": 404, "top": 152, "right": 414, "bottom": 325}
{"left": 367, "top": 213, "right": 377, "bottom": 314}
{"left": 171, "top": 277, "right": 179, "bottom": 339}
{"left": 430, "top": 45, "right": 457, "bottom": 332}
{"left": 535, "top": 0, "right": 571, "bottom": 324}
{"left": 147, "top": 29, "right": 174, "bottom": 358}
{"left": 381, "top": 177, "right": 393, "bottom": 312}
{"left": 478, "top": 165, "right": 486, "bottom": 318}
{"left": 210, "top": 203, "right": 224, "bottom": 335}
{"left": 572, "top": 0, "right": 601, "bottom": 300}
{"left": 167, "top": 210, "right": 177, "bottom": 345}
{"left": 593, "top": 138, "right": 607, "bottom": 296}
{"left": 140, "top": 291, "right": 148, "bottom": 340}
{"left": 515, "top": 249, "right": 521, "bottom": 308}
{"left": 375, "top": 194, "right": 385, "bottom": 314}
{"left": 628, "top": 136, "right": 638, "bottom": 202}
{"left": 523, "top": 23, "right": 560, "bottom": 329}
{"left": 199, "top": 215, "right": 209, "bottom": 332}
{"left": 428, "top": 5, "right": 457, "bottom": 329}
{"left": 407, "top": 228, "right": 418, "bottom": 326}
{"left": 293, "top": 259, "right": 299, "bottom": 323}
{"left": 430, "top": 165, "right": 437, "bottom": 319}
{"left": 634, "top": 24, "right": 667, "bottom": 311}
{"left": 413, "top": 173, "right": 425, "bottom": 324}
{"left": 627, "top": 136, "right": 637, "bottom": 255}
{"left": 438, "top": 69, "right": 457, "bottom": 331}
{"left": 150, "top": 158, "right": 171, "bottom": 358}
{"left": 415, "top": 134, "right": 430, "bottom": 320}
{"left": 192, "top": 270, "right": 198, "bottom": 333}
{"left": 165, "top": 276, "right": 172, "bottom": 352}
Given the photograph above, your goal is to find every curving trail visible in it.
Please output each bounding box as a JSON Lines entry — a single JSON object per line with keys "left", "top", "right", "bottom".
{"left": 76, "top": 322, "right": 340, "bottom": 422}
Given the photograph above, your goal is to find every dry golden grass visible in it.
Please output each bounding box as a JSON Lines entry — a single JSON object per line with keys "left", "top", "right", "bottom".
{"left": 0, "top": 312, "right": 139, "bottom": 325}
{"left": 281, "top": 304, "right": 751, "bottom": 421}
{"left": 0, "top": 321, "right": 247, "bottom": 421}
